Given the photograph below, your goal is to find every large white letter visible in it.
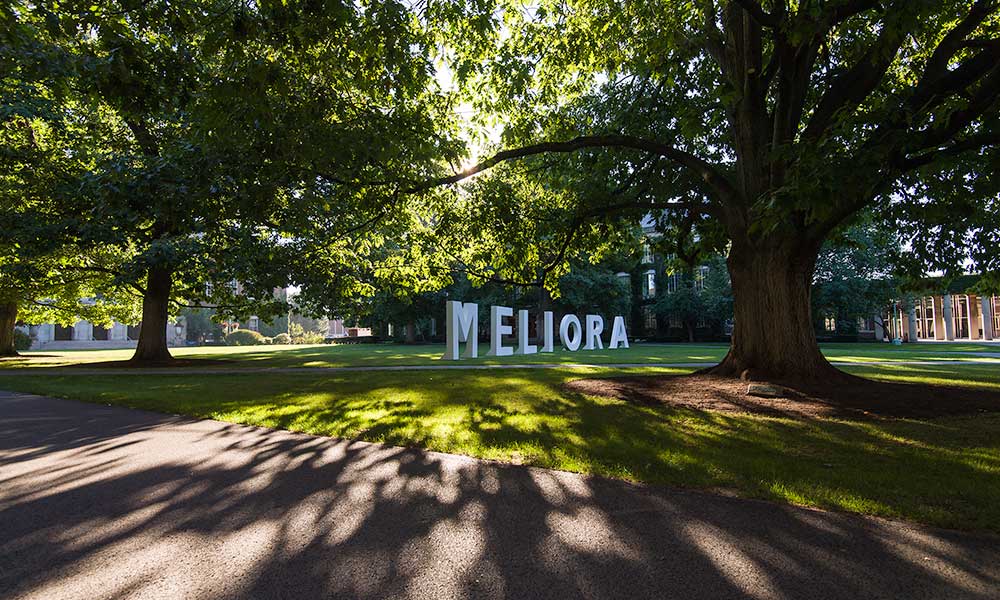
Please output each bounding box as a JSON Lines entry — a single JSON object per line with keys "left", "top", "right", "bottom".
{"left": 609, "top": 316, "right": 629, "bottom": 349}
{"left": 559, "top": 314, "right": 582, "bottom": 351}
{"left": 444, "top": 301, "right": 478, "bottom": 360}
{"left": 584, "top": 315, "right": 604, "bottom": 350}
{"left": 540, "top": 311, "right": 554, "bottom": 353}
{"left": 515, "top": 309, "right": 537, "bottom": 355}
{"left": 488, "top": 305, "right": 514, "bottom": 356}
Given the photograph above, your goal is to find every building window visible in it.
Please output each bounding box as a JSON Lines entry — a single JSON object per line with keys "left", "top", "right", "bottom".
{"left": 642, "top": 270, "right": 656, "bottom": 299}
{"left": 824, "top": 316, "right": 837, "bottom": 332}
{"left": 993, "top": 296, "right": 1000, "bottom": 336}
{"left": 921, "top": 296, "right": 935, "bottom": 339}
{"left": 643, "top": 306, "right": 656, "bottom": 331}
{"left": 695, "top": 265, "right": 709, "bottom": 292}
{"left": 666, "top": 272, "right": 678, "bottom": 294}
{"left": 954, "top": 294, "right": 971, "bottom": 339}
{"left": 992, "top": 296, "right": 1000, "bottom": 337}
{"left": 641, "top": 243, "right": 654, "bottom": 265}
{"left": 914, "top": 301, "right": 924, "bottom": 338}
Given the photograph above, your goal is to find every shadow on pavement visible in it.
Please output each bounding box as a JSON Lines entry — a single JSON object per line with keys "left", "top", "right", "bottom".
{"left": 0, "top": 392, "right": 997, "bottom": 599}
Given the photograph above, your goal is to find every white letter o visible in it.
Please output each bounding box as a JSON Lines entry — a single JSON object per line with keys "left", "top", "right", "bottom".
{"left": 559, "top": 315, "right": 582, "bottom": 351}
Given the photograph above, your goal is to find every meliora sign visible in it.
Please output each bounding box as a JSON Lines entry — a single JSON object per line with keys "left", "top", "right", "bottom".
{"left": 443, "top": 301, "right": 628, "bottom": 360}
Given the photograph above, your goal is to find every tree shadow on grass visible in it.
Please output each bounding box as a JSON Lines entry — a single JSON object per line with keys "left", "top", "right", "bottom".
{"left": 6, "top": 368, "right": 1000, "bottom": 533}
{"left": 1, "top": 392, "right": 998, "bottom": 599}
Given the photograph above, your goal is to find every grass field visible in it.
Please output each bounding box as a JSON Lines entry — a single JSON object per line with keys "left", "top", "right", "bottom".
{"left": 3, "top": 340, "right": 999, "bottom": 369}
{"left": 2, "top": 343, "right": 999, "bottom": 532}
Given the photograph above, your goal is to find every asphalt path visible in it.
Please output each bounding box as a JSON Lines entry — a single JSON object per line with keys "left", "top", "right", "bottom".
{"left": 1, "top": 391, "right": 997, "bottom": 599}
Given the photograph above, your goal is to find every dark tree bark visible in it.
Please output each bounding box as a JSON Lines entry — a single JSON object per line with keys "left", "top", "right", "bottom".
{"left": 707, "top": 237, "right": 845, "bottom": 382}
{"left": 685, "top": 320, "right": 696, "bottom": 343}
{"left": 0, "top": 302, "right": 19, "bottom": 357}
{"left": 130, "top": 266, "right": 174, "bottom": 363}
{"left": 405, "top": 321, "right": 417, "bottom": 344}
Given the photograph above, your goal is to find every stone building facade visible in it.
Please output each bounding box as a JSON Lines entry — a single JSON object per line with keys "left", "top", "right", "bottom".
{"left": 17, "top": 319, "right": 187, "bottom": 350}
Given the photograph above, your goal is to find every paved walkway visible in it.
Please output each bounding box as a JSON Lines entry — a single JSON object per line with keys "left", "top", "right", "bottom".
{"left": 1, "top": 391, "right": 997, "bottom": 599}
{"left": 1, "top": 358, "right": 998, "bottom": 376}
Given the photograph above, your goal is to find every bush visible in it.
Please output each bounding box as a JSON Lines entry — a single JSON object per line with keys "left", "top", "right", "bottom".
{"left": 224, "top": 329, "right": 266, "bottom": 346}
{"left": 13, "top": 329, "right": 32, "bottom": 351}
{"left": 261, "top": 336, "right": 273, "bottom": 345}
{"left": 272, "top": 333, "right": 291, "bottom": 345}
{"left": 292, "top": 331, "right": 325, "bottom": 345}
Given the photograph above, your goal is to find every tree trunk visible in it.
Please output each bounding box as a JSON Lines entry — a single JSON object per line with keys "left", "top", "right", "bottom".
{"left": 0, "top": 302, "right": 18, "bottom": 357}
{"left": 685, "top": 320, "right": 696, "bottom": 343}
{"left": 405, "top": 321, "right": 417, "bottom": 344}
{"left": 130, "top": 266, "right": 174, "bottom": 363}
{"left": 707, "top": 239, "right": 845, "bottom": 382}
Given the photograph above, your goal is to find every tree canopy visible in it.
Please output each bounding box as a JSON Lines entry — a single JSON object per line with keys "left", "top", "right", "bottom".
{"left": 2, "top": 0, "right": 463, "bottom": 361}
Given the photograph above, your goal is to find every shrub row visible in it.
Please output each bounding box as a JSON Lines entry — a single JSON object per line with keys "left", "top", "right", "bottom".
{"left": 223, "top": 329, "right": 325, "bottom": 346}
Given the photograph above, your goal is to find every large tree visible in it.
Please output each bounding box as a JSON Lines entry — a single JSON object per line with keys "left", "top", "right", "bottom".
{"left": 5, "top": 0, "right": 459, "bottom": 363}
{"left": 427, "top": 0, "right": 1000, "bottom": 381}
{"left": 0, "top": 15, "right": 139, "bottom": 356}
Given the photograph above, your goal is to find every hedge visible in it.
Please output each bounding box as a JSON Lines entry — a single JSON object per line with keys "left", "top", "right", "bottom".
{"left": 224, "top": 329, "right": 266, "bottom": 346}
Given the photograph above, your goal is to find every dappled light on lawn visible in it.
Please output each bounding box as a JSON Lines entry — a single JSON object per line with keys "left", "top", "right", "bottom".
{"left": 5, "top": 362, "right": 999, "bottom": 532}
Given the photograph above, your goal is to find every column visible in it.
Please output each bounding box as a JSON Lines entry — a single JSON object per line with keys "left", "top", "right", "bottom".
{"left": 110, "top": 322, "right": 128, "bottom": 341}
{"left": 942, "top": 294, "right": 955, "bottom": 341}
{"left": 873, "top": 313, "right": 885, "bottom": 341}
{"left": 36, "top": 323, "right": 54, "bottom": 343}
{"left": 907, "top": 304, "right": 919, "bottom": 342}
{"left": 73, "top": 320, "right": 93, "bottom": 341}
{"left": 983, "top": 296, "right": 994, "bottom": 341}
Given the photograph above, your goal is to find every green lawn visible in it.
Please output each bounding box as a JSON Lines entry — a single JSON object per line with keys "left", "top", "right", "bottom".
{"left": 2, "top": 349, "right": 998, "bottom": 532}
{"left": 3, "top": 340, "right": 999, "bottom": 369}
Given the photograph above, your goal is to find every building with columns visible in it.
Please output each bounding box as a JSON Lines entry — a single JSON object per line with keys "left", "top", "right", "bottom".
{"left": 882, "top": 293, "right": 998, "bottom": 342}
{"left": 17, "top": 318, "right": 187, "bottom": 351}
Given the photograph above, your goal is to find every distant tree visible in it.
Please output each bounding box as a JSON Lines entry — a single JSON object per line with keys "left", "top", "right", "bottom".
{"left": 655, "top": 273, "right": 701, "bottom": 342}
{"left": 289, "top": 313, "right": 330, "bottom": 338}
{"left": 701, "top": 256, "right": 734, "bottom": 331}
{"left": 551, "top": 259, "right": 632, "bottom": 321}
{"left": 812, "top": 219, "right": 899, "bottom": 336}
{"left": 656, "top": 255, "right": 731, "bottom": 342}
{"left": 179, "top": 308, "right": 224, "bottom": 344}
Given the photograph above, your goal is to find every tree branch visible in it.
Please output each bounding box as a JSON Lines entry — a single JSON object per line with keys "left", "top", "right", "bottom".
{"left": 123, "top": 117, "right": 159, "bottom": 157}
{"left": 700, "top": 0, "right": 733, "bottom": 79}
{"left": 731, "top": 0, "right": 779, "bottom": 27}
{"left": 920, "top": 0, "right": 997, "bottom": 86}
{"left": 820, "top": 0, "right": 881, "bottom": 27}
{"left": 404, "top": 135, "right": 740, "bottom": 205}
{"left": 900, "top": 132, "right": 1000, "bottom": 171}
{"left": 803, "top": 16, "right": 906, "bottom": 141}
{"left": 908, "top": 64, "right": 1000, "bottom": 152}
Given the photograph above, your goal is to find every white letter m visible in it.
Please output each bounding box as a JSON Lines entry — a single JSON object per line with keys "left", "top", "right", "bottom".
{"left": 444, "top": 301, "right": 478, "bottom": 360}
